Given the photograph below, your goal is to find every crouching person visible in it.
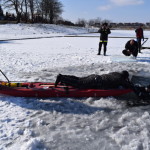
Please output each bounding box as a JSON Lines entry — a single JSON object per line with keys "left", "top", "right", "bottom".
{"left": 122, "top": 39, "right": 138, "bottom": 58}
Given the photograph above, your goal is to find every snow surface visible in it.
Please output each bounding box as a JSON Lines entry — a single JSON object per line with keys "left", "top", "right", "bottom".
{"left": 0, "top": 23, "right": 150, "bottom": 150}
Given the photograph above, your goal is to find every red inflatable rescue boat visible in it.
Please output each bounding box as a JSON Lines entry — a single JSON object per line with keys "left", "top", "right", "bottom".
{"left": 0, "top": 81, "right": 133, "bottom": 98}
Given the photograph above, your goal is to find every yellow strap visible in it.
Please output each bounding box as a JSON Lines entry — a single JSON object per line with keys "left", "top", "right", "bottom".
{"left": 1, "top": 82, "right": 22, "bottom": 87}
{"left": 100, "top": 41, "right": 108, "bottom": 42}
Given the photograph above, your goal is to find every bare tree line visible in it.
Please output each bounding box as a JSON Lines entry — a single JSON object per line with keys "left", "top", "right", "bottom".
{"left": 1, "top": 3, "right": 149, "bottom": 28}
{"left": 0, "top": 3, "right": 110, "bottom": 27}
{"left": 76, "top": 17, "right": 111, "bottom": 27}
{"left": 1, "top": 0, "right": 63, "bottom": 23}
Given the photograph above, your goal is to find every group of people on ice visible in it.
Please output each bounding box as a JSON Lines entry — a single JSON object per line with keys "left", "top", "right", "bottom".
{"left": 97, "top": 23, "right": 144, "bottom": 58}
{"left": 54, "top": 24, "right": 149, "bottom": 106}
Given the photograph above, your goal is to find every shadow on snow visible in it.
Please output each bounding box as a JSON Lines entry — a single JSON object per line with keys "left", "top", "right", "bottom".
{"left": 0, "top": 96, "right": 113, "bottom": 115}
{"left": 138, "top": 57, "right": 150, "bottom": 63}
{"left": 0, "top": 41, "right": 13, "bottom": 44}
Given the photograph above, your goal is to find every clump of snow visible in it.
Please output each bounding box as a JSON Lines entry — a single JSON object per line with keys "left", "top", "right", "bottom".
{"left": 20, "top": 138, "right": 45, "bottom": 150}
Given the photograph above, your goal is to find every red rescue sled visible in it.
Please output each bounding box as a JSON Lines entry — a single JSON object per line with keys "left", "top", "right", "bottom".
{"left": 0, "top": 81, "right": 133, "bottom": 98}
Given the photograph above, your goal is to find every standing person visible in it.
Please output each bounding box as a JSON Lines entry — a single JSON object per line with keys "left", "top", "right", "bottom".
{"left": 97, "top": 23, "right": 111, "bottom": 56}
{"left": 135, "top": 25, "right": 144, "bottom": 53}
{"left": 122, "top": 39, "right": 138, "bottom": 58}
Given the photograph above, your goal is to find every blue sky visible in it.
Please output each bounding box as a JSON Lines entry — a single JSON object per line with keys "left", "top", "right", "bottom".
{"left": 60, "top": 0, "right": 149, "bottom": 23}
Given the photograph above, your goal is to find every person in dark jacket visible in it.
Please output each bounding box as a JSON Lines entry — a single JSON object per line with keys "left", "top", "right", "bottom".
{"left": 55, "top": 71, "right": 131, "bottom": 89}
{"left": 97, "top": 23, "right": 111, "bottom": 56}
{"left": 122, "top": 39, "right": 138, "bottom": 58}
{"left": 135, "top": 25, "right": 144, "bottom": 53}
{"left": 55, "top": 71, "right": 150, "bottom": 103}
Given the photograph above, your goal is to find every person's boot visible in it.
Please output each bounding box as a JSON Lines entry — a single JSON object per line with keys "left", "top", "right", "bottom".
{"left": 104, "top": 48, "right": 107, "bottom": 56}
{"left": 104, "top": 51, "right": 106, "bottom": 56}
{"left": 97, "top": 50, "right": 101, "bottom": 55}
{"left": 59, "top": 75, "right": 79, "bottom": 87}
{"left": 139, "top": 47, "right": 142, "bottom": 53}
{"left": 55, "top": 74, "right": 62, "bottom": 87}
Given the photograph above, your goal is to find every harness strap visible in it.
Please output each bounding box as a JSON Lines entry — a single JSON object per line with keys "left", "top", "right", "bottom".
{"left": 100, "top": 41, "right": 108, "bottom": 42}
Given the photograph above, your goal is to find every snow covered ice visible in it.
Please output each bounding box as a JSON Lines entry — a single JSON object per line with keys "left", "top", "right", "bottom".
{"left": 0, "top": 24, "right": 150, "bottom": 150}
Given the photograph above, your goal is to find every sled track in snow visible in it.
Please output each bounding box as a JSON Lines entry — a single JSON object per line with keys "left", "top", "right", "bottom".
{"left": 0, "top": 35, "right": 149, "bottom": 50}
{"left": 0, "top": 35, "right": 148, "bottom": 42}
